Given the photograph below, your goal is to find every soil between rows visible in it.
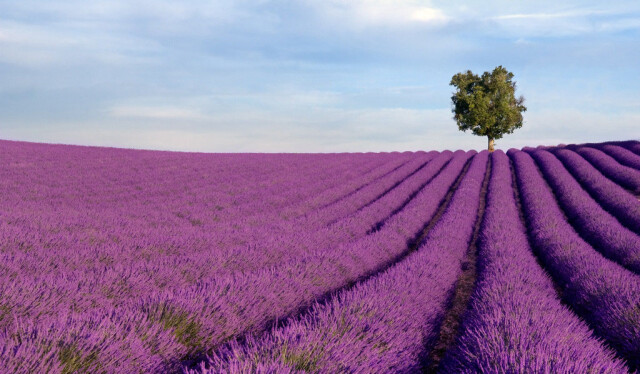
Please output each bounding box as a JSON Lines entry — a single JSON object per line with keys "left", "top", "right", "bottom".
{"left": 423, "top": 154, "right": 491, "bottom": 373}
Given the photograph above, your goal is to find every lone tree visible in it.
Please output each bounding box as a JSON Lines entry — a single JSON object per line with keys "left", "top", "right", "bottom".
{"left": 450, "top": 66, "right": 526, "bottom": 152}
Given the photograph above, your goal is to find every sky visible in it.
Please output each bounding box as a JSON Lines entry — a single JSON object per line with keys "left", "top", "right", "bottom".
{"left": 1, "top": 0, "right": 639, "bottom": 152}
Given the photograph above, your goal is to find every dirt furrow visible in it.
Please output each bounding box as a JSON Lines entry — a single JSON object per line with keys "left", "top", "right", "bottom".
{"left": 423, "top": 155, "right": 491, "bottom": 373}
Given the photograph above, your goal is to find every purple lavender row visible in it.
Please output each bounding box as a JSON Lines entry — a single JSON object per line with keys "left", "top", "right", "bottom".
{"left": 271, "top": 151, "right": 414, "bottom": 219}
{"left": 551, "top": 148, "right": 640, "bottom": 233}
{"left": 279, "top": 153, "right": 416, "bottom": 218}
{"left": 230, "top": 151, "right": 459, "bottom": 283}
{"left": 247, "top": 153, "right": 403, "bottom": 217}
{"left": 574, "top": 146, "right": 640, "bottom": 194}
{"left": 0, "top": 142, "right": 408, "bottom": 279}
{"left": 215, "top": 152, "right": 447, "bottom": 274}
{"left": 0, "top": 144, "right": 421, "bottom": 372}
{"left": 510, "top": 149, "right": 640, "bottom": 369}
{"left": 145, "top": 151, "right": 474, "bottom": 367}
{"left": 3, "top": 141, "right": 393, "bottom": 225}
{"left": 302, "top": 151, "right": 438, "bottom": 227}
{"left": 229, "top": 152, "right": 435, "bottom": 269}
{"left": 0, "top": 145, "right": 424, "bottom": 318}
{"left": 239, "top": 151, "right": 451, "bottom": 272}
{"left": 286, "top": 152, "right": 422, "bottom": 217}
{"left": 326, "top": 150, "right": 453, "bottom": 238}
{"left": 598, "top": 144, "right": 640, "bottom": 171}
{"left": 526, "top": 148, "right": 640, "bottom": 274}
{"left": 619, "top": 141, "right": 640, "bottom": 156}
{"left": 213, "top": 153, "right": 430, "bottom": 270}
{"left": 0, "top": 305, "right": 183, "bottom": 374}
{"left": 0, "top": 151, "right": 473, "bottom": 372}
{"left": 191, "top": 151, "right": 488, "bottom": 373}
{"left": 442, "top": 151, "right": 627, "bottom": 373}
{"left": 1, "top": 141, "right": 406, "bottom": 229}
{"left": 220, "top": 151, "right": 406, "bottom": 220}
{"left": 564, "top": 140, "right": 640, "bottom": 160}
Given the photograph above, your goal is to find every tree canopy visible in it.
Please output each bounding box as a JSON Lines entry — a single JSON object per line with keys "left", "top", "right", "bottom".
{"left": 450, "top": 66, "right": 526, "bottom": 151}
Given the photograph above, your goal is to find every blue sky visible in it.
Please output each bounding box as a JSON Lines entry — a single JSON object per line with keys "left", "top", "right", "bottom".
{"left": 1, "top": 0, "right": 639, "bottom": 152}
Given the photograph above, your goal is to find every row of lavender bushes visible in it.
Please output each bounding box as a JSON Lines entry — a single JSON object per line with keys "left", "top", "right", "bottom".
{"left": 525, "top": 148, "right": 640, "bottom": 274}
{"left": 550, "top": 148, "right": 640, "bottom": 233}
{"left": 442, "top": 151, "right": 627, "bottom": 372}
{"left": 572, "top": 146, "right": 640, "bottom": 194}
{"left": 302, "top": 152, "right": 436, "bottom": 226}
{"left": 510, "top": 149, "right": 640, "bottom": 369}
{"left": 0, "top": 141, "right": 439, "bottom": 372}
{"left": 196, "top": 151, "right": 435, "bottom": 274}
{"left": 223, "top": 151, "right": 442, "bottom": 273}
{"left": 190, "top": 151, "right": 488, "bottom": 373}
{"left": 3, "top": 139, "right": 640, "bottom": 372}
{"left": 239, "top": 151, "right": 453, "bottom": 279}
{"left": 0, "top": 141, "right": 473, "bottom": 372}
{"left": 192, "top": 142, "right": 640, "bottom": 372}
{"left": 193, "top": 148, "right": 638, "bottom": 373}
{"left": 147, "top": 150, "right": 474, "bottom": 370}
{"left": 597, "top": 144, "right": 640, "bottom": 171}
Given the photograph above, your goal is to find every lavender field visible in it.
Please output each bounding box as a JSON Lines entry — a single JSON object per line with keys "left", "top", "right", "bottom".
{"left": 1, "top": 139, "right": 640, "bottom": 373}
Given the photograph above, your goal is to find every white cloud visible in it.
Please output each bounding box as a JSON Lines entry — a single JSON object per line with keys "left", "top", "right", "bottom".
{"left": 0, "top": 20, "right": 160, "bottom": 67}
{"left": 411, "top": 7, "right": 449, "bottom": 23}
{"left": 0, "top": 22, "right": 77, "bottom": 66}
{"left": 109, "top": 105, "right": 208, "bottom": 121}
{"left": 597, "top": 17, "right": 640, "bottom": 32}
{"left": 488, "top": 7, "right": 640, "bottom": 37}
{"left": 493, "top": 9, "right": 606, "bottom": 20}
{"left": 316, "top": 0, "right": 450, "bottom": 27}
{"left": 2, "top": 1, "right": 239, "bottom": 24}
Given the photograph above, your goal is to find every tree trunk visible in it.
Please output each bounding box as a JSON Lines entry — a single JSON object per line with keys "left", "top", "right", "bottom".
{"left": 488, "top": 137, "right": 495, "bottom": 152}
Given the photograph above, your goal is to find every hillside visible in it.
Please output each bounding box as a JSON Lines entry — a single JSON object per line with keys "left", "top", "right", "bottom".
{"left": 1, "top": 139, "right": 639, "bottom": 373}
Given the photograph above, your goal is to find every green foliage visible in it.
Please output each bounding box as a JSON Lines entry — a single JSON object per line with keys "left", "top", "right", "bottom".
{"left": 58, "top": 343, "right": 101, "bottom": 374}
{"left": 148, "top": 304, "right": 203, "bottom": 352}
{"left": 278, "top": 342, "right": 322, "bottom": 371}
{"left": 160, "top": 311, "right": 202, "bottom": 349}
{"left": 450, "top": 66, "right": 527, "bottom": 145}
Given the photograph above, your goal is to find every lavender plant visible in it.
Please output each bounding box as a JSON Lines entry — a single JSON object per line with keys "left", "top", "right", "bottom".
{"left": 575, "top": 147, "right": 640, "bottom": 194}
{"left": 551, "top": 147, "right": 640, "bottom": 233}
{"left": 527, "top": 148, "right": 640, "bottom": 273}
{"left": 193, "top": 152, "right": 488, "bottom": 373}
{"left": 442, "top": 150, "right": 627, "bottom": 373}
{"left": 510, "top": 149, "right": 640, "bottom": 369}
{"left": 598, "top": 144, "right": 640, "bottom": 171}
